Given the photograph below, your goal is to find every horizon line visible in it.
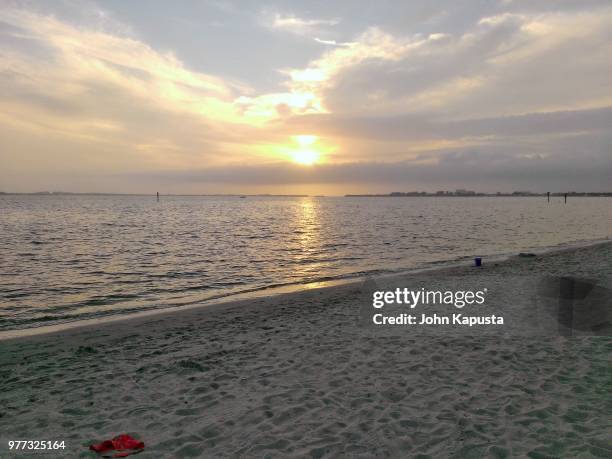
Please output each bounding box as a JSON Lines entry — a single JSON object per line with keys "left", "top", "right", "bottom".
{"left": 2, "top": 191, "right": 612, "bottom": 197}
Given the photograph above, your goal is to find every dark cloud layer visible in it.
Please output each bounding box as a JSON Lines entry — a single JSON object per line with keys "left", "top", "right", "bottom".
{"left": 284, "top": 106, "right": 612, "bottom": 141}
{"left": 123, "top": 146, "right": 611, "bottom": 192}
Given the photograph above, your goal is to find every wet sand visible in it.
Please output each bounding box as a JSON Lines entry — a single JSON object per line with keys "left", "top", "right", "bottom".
{"left": 1, "top": 242, "right": 611, "bottom": 458}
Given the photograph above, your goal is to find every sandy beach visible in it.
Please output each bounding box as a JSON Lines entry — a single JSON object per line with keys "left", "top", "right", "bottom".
{"left": 1, "top": 241, "right": 611, "bottom": 458}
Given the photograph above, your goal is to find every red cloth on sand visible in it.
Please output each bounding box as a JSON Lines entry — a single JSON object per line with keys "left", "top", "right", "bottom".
{"left": 90, "top": 434, "right": 144, "bottom": 457}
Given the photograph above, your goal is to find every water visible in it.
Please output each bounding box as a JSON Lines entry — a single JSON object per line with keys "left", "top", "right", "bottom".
{"left": 1, "top": 195, "right": 611, "bottom": 330}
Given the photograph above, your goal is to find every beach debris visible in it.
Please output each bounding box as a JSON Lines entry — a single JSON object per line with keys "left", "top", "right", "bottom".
{"left": 474, "top": 257, "right": 482, "bottom": 267}
{"left": 89, "top": 434, "right": 144, "bottom": 457}
{"left": 518, "top": 252, "right": 536, "bottom": 258}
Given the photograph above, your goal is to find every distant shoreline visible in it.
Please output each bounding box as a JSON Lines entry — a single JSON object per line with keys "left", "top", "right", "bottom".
{"left": 0, "top": 192, "right": 310, "bottom": 197}
{"left": 1, "top": 192, "right": 611, "bottom": 197}
{"left": 345, "top": 192, "right": 612, "bottom": 197}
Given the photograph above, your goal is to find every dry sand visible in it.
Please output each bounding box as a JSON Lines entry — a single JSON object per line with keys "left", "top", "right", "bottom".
{"left": 1, "top": 242, "right": 611, "bottom": 458}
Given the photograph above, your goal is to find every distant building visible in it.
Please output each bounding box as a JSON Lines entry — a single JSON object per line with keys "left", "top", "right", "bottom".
{"left": 511, "top": 191, "right": 535, "bottom": 196}
{"left": 390, "top": 191, "right": 426, "bottom": 196}
{"left": 455, "top": 189, "right": 476, "bottom": 196}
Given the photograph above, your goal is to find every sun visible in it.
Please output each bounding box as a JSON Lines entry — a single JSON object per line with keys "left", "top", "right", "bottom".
{"left": 290, "top": 135, "right": 322, "bottom": 166}
{"left": 291, "top": 150, "right": 320, "bottom": 165}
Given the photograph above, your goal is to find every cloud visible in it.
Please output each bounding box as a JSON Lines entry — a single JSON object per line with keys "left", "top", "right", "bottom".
{"left": 0, "top": 9, "right": 238, "bottom": 114}
{"left": 0, "top": 6, "right": 286, "bottom": 175}
{"left": 285, "top": 107, "right": 612, "bottom": 143}
{"left": 280, "top": 7, "right": 612, "bottom": 118}
{"left": 272, "top": 13, "right": 338, "bottom": 30}
{"left": 268, "top": 13, "right": 339, "bottom": 36}
{"left": 314, "top": 38, "right": 355, "bottom": 47}
{"left": 118, "top": 141, "right": 612, "bottom": 192}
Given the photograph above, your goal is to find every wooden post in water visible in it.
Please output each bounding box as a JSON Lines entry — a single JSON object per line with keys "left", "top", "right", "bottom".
{"left": 157, "top": 192, "right": 159, "bottom": 202}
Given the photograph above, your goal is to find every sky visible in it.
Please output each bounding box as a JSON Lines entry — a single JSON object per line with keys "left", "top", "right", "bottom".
{"left": 0, "top": 0, "right": 611, "bottom": 194}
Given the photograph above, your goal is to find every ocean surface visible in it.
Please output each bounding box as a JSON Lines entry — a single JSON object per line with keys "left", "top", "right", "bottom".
{"left": 1, "top": 194, "right": 611, "bottom": 331}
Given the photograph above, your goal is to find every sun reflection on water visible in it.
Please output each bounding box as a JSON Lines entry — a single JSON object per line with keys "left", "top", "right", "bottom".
{"left": 291, "top": 197, "right": 327, "bottom": 279}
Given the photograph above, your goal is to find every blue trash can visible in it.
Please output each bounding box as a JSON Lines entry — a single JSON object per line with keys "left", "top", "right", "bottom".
{"left": 474, "top": 257, "right": 482, "bottom": 267}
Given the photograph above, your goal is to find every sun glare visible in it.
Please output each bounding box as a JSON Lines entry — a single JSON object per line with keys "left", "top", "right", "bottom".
{"left": 290, "top": 135, "right": 322, "bottom": 166}
{"left": 291, "top": 150, "right": 320, "bottom": 165}
{"left": 295, "top": 135, "right": 317, "bottom": 146}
